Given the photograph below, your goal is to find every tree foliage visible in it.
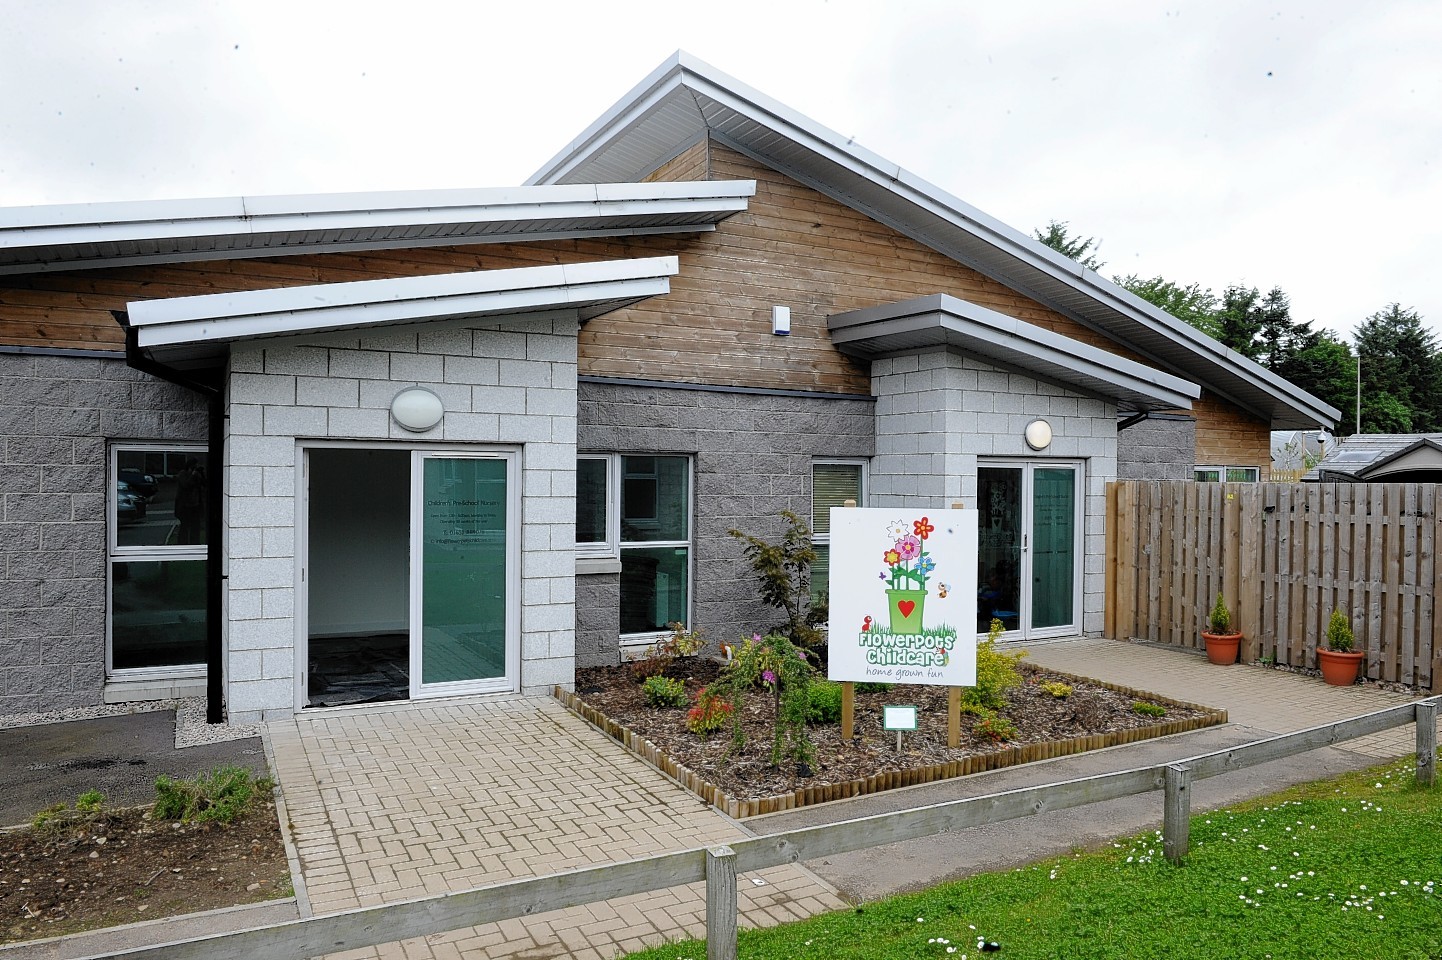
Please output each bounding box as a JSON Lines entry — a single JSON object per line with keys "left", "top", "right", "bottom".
{"left": 1034, "top": 219, "right": 1105, "bottom": 271}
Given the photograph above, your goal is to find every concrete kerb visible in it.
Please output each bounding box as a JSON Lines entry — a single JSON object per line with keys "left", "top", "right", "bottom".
{"left": 260, "top": 726, "right": 313, "bottom": 919}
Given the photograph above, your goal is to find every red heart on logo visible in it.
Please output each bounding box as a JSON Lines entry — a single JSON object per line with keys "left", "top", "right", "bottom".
{"left": 898, "top": 601, "right": 916, "bottom": 618}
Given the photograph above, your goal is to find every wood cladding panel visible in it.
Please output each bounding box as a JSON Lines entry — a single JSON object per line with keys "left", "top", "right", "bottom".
{"left": 1192, "top": 392, "right": 1272, "bottom": 478}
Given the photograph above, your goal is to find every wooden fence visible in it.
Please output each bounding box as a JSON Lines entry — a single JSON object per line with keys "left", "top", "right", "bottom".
{"left": 71, "top": 699, "right": 1438, "bottom": 960}
{"left": 1106, "top": 481, "right": 1442, "bottom": 692}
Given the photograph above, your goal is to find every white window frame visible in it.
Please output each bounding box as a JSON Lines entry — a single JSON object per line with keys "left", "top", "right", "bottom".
{"left": 107, "top": 442, "right": 207, "bottom": 680}
{"left": 576, "top": 454, "right": 621, "bottom": 560}
{"left": 1195, "top": 465, "right": 1261, "bottom": 482}
{"left": 577, "top": 453, "right": 693, "bottom": 645}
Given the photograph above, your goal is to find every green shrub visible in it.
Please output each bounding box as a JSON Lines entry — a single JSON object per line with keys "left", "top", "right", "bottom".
{"left": 1208, "top": 593, "right": 1232, "bottom": 634}
{"left": 711, "top": 633, "right": 817, "bottom": 768}
{"left": 31, "top": 802, "right": 69, "bottom": 830}
{"left": 153, "top": 766, "right": 271, "bottom": 824}
{"left": 1326, "top": 608, "right": 1355, "bottom": 652}
{"left": 31, "top": 789, "right": 107, "bottom": 830}
{"left": 1039, "top": 680, "right": 1073, "bottom": 699}
{"left": 1131, "top": 701, "right": 1167, "bottom": 718}
{"left": 728, "top": 512, "right": 825, "bottom": 647}
{"left": 855, "top": 681, "right": 893, "bottom": 694}
{"left": 685, "top": 688, "right": 733, "bottom": 737}
{"left": 971, "top": 707, "right": 1016, "bottom": 742}
{"left": 962, "top": 618, "right": 1026, "bottom": 712}
{"left": 641, "top": 675, "right": 688, "bottom": 708}
{"left": 806, "top": 680, "right": 843, "bottom": 725}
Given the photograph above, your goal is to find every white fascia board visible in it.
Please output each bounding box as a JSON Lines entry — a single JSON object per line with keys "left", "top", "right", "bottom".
{"left": 130, "top": 257, "right": 679, "bottom": 348}
{"left": 830, "top": 294, "right": 1201, "bottom": 410}
{"left": 0, "top": 182, "right": 754, "bottom": 251}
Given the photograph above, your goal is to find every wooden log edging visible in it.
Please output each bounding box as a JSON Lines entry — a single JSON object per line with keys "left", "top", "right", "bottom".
{"left": 553, "top": 676, "right": 1228, "bottom": 820}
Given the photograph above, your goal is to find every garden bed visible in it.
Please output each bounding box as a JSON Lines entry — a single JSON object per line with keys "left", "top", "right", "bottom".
{"left": 559, "top": 659, "right": 1227, "bottom": 818}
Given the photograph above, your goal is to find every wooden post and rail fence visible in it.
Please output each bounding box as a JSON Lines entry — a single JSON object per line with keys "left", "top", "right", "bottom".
{"left": 80, "top": 698, "right": 1438, "bottom": 960}
{"left": 1106, "top": 481, "right": 1442, "bottom": 693}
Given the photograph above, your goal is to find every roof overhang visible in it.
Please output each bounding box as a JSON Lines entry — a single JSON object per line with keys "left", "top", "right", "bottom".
{"left": 0, "top": 181, "right": 752, "bottom": 274}
{"left": 126, "top": 256, "right": 679, "bottom": 370}
{"left": 531, "top": 52, "right": 1336, "bottom": 431}
{"left": 829, "top": 294, "right": 1201, "bottom": 413}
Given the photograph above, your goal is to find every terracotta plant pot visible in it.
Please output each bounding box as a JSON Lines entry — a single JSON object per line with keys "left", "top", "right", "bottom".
{"left": 1317, "top": 648, "right": 1364, "bottom": 686}
{"left": 1201, "top": 631, "right": 1242, "bottom": 665}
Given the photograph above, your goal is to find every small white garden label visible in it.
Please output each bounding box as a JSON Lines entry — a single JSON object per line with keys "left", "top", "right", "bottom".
{"left": 827, "top": 508, "right": 978, "bottom": 686}
{"left": 882, "top": 705, "right": 919, "bottom": 731}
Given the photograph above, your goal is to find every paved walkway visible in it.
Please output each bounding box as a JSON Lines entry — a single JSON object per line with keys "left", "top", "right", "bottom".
{"left": 261, "top": 639, "right": 1433, "bottom": 960}
{"left": 266, "top": 695, "right": 846, "bottom": 960}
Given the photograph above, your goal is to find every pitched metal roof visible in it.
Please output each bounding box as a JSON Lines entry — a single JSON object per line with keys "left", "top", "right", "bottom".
{"left": 0, "top": 181, "right": 752, "bottom": 274}
{"left": 530, "top": 51, "right": 1338, "bottom": 431}
{"left": 126, "top": 257, "right": 679, "bottom": 370}
{"left": 1303, "top": 433, "right": 1442, "bottom": 481}
{"left": 829, "top": 295, "right": 1200, "bottom": 413}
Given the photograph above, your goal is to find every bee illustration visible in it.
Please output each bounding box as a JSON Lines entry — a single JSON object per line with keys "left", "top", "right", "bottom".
{"left": 937, "top": 583, "right": 950, "bottom": 598}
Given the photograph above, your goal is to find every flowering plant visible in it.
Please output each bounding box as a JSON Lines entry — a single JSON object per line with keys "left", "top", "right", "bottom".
{"left": 881, "top": 516, "right": 937, "bottom": 589}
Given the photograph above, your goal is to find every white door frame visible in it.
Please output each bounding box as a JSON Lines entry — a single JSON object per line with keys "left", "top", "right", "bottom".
{"left": 977, "top": 459, "right": 1085, "bottom": 641}
{"left": 408, "top": 447, "right": 522, "bottom": 699}
{"left": 294, "top": 440, "right": 521, "bottom": 712}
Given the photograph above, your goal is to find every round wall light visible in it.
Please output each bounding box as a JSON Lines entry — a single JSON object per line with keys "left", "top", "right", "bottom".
{"left": 391, "top": 386, "right": 445, "bottom": 433}
{"left": 1024, "top": 418, "right": 1053, "bottom": 451}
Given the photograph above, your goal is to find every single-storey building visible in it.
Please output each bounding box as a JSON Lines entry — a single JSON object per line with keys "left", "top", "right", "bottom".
{"left": 0, "top": 53, "right": 1338, "bottom": 724}
{"left": 1303, "top": 433, "right": 1442, "bottom": 483}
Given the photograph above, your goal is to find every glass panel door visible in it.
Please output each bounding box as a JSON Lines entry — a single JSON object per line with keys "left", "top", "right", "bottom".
{"left": 977, "top": 467, "right": 1022, "bottom": 633}
{"left": 976, "top": 462, "right": 1081, "bottom": 639}
{"left": 411, "top": 453, "right": 515, "bottom": 696}
{"left": 1030, "top": 467, "right": 1076, "bottom": 630}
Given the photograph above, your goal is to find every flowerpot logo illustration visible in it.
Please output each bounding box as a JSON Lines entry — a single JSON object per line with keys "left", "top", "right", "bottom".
{"left": 880, "top": 516, "right": 935, "bottom": 634}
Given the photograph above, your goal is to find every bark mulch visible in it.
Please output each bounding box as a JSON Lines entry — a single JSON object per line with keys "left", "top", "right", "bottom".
{"left": 569, "top": 657, "right": 1225, "bottom": 812}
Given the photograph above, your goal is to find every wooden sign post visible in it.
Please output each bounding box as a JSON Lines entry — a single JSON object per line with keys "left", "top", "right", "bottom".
{"left": 840, "top": 498, "right": 857, "bottom": 741}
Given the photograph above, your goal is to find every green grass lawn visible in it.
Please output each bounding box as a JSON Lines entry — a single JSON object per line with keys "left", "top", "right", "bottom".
{"left": 621, "top": 755, "right": 1441, "bottom": 960}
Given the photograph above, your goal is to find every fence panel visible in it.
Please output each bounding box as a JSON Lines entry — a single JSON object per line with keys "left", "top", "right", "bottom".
{"left": 1108, "top": 481, "right": 1441, "bottom": 693}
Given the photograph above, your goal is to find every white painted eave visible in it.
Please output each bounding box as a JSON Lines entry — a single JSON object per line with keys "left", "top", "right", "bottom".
{"left": 829, "top": 294, "right": 1201, "bottom": 413}
{"left": 0, "top": 181, "right": 752, "bottom": 274}
{"left": 129, "top": 256, "right": 679, "bottom": 367}
{"left": 531, "top": 51, "right": 1336, "bottom": 431}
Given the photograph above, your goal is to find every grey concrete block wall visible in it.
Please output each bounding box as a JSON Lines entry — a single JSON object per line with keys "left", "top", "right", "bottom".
{"left": 1117, "top": 414, "right": 1196, "bottom": 480}
{"left": 574, "top": 571, "right": 620, "bottom": 668}
{"left": 224, "top": 314, "right": 580, "bottom": 723}
{"left": 0, "top": 351, "right": 207, "bottom": 716}
{"left": 577, "top": 380, "right": 874, "bottom": 660}
{"left": 869, "top": 348, "right": 1117, "bottom": 636}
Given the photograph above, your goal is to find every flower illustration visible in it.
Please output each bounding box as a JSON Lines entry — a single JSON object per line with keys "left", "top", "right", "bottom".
{"left": 879, "top": 517, "right": 940, "bottom": 591}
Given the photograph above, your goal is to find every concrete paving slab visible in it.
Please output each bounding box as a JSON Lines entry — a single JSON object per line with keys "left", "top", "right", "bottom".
{"left": 0, "top": 711, "right": 267, "bottom": 827}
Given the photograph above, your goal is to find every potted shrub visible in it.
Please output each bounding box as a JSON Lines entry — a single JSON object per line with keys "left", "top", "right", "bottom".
{"left": 1201, "top": 593, "right": 1242, "bottom": 665}
{"left": 1317, "top": 608, "right": 1363, "bottom": 686}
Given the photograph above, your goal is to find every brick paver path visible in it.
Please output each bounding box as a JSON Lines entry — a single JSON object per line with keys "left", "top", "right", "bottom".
{"left": 1021, "top": 636, "right": 1430, "bottom": 757}
{"left": 267, "top": 695, "right": 846, "bottom": 960}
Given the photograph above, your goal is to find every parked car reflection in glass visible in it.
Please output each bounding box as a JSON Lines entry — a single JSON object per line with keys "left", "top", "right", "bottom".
{"left": 117, "top": 481, "right": 147, "bottom": 524}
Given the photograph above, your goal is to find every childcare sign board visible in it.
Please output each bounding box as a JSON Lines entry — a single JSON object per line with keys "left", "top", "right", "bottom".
{"left": 827, "top": 508, "right": 978, "bottom": 686}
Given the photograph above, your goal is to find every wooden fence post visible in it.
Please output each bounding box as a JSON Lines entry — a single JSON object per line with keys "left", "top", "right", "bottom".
{"left": 1163, "top": 763, "right": 1191, "bottom": 865}
{"left": 706, "top": 845, "right": 738, "bottom": 960}
{"left": 1418, "top": 700, "right": 1438, "bottom": 788}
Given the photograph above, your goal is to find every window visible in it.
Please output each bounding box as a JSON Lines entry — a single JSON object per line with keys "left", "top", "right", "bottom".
{"left": 1195, "top": 466, "right": 1260, "bottom": 483}
{"left": 576, "top": 454, "right": 692, "bottom": 639}
{"left": 811, "top": 460, "right": 866, "bottom": 600}
{"left": 109, "top": 445, "right": 208, "bottom": 675}
{"left": 576, "top": 456, "right": 617, "bottom": 558}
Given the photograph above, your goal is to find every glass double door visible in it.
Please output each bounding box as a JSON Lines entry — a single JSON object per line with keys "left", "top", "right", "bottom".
{"left": 304, "top": 446, "right": 517, "bottom": 706}
{"left": 976, "top": 462, "right": 1081, "bottom": 639}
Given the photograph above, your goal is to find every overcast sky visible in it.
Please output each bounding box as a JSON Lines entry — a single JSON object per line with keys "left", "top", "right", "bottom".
{"left": 2, "top": 0, "right": 1438, "bottom": 341}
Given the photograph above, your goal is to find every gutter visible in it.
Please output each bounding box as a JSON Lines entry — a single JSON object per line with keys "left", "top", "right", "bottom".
{"left": 112, "top": 310, "right": 227, "bottom": 725}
